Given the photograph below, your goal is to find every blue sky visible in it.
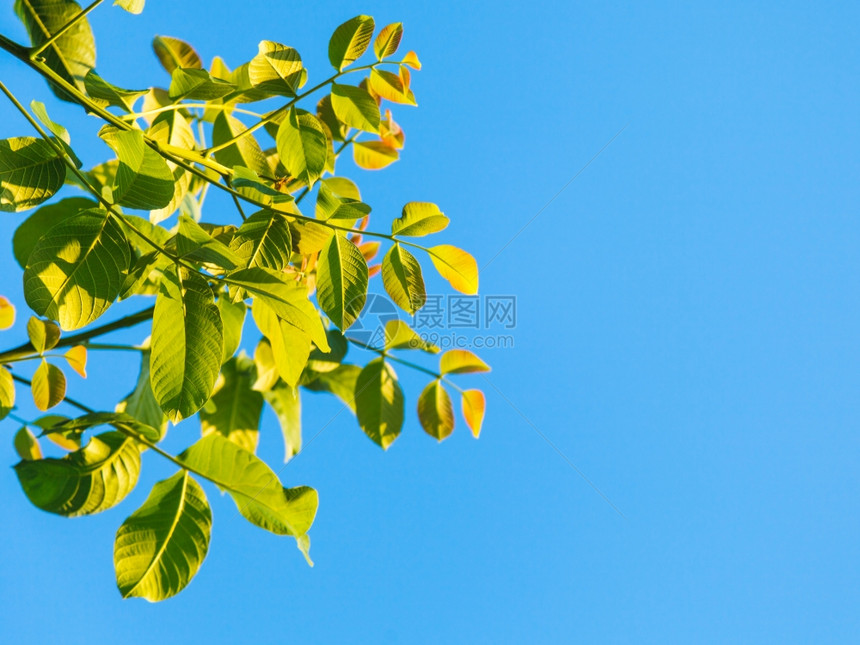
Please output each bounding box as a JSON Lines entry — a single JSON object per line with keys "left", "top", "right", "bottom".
{"left": 1, "top": 1, "right": 859, "bottom": 642}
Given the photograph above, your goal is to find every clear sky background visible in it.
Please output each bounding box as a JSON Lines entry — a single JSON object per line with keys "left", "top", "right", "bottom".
{"left": 1, "top": 1, "right": 859, "bottom": 643}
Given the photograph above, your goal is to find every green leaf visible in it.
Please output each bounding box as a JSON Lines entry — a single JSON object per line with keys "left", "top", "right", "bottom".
{"left": 229, "top": 210, "right": 292, "bottom": 271}
{"left": 392, "top": 202, "right": 449, "bottom": 237}
{"left": 315, "top": 177, "right": 371, "bottom": 225}
{"left": 248, "top": 40, "right": 305, "bottom": 96}
{"left": 84, "top": 71, "right": 147, "bottom": 112}
{"left": 317, "top": 235, "right": 368, "bottom": 330}
{"left": 381, "top": 244, "right": 426, "bottom": 314}
{"left": 168, "top": 68, "right": 236, "bottom": 101}
{"left": 99, "top": 126, "right": 175, "bottom": 210}
{"left": 217, "top": 297, "right": 246, "bottom": 364}
{"left": 116, "top": 349, "right": 167, "bottom": 439}
{"left": 384, "top": 319, "right": 438, "bottom": 353}
{"left": 178, "top": 434, "right": 318, "bottom": 542}
{"left": 114, "top": 470, "right": 210, "bottom": 602}
{"left": 212, "top": 112, "right": 271, "bottom": 178}
{"left": 276, "top": 108, "right": 327, "bottom": 188}
{"left": 263, "top": 382, "right": 302, "bottom": 462}
{"left": 252, "top": 300, "right": 311, "bottom": 388}
{"left": 15, "top": 0, "right": 96, "bottom": 100}
{"left": 114, "top": 0, "right": 144, "bottom": 14}
{"left": 289, "top": 218, "right": 334, "bottom": 255}
{"left": 176, "top": 214, "right": 242, "bottom": 270}
{"left": 418, "top": 380, "right": 455, "bottom": 441}
{"left": 13, "top": 198, "right": 97, "bottom": 268}
{"left": 440, "top": 349, "right": 490, "bottom": 375}
{"left": 27, "top": 317, "right": 60, "bottom": 353}
{"left": 45, "top": 411, "right": 161, "bottom": 444}
{"left": 331, "top": 84, "right": 380, "bottom": 133}
{"left": 223, "top": 267, "right": 330, "bottom": 352}
{"left": 427, "top": 245, "right": 479, "bottom": 295}
{"left": 352, "top": 140, "right": 398, "bottom": 170}
{"left": 374, "top": 23, "right": 403, "bottom": 60}
{"left": 14, "top": 431, "right": 140, "bottom": 516}
{"left": 147, "top": 111, "right": 195, "bottom": 223}
{"left": 151, "top": 266, "right": 223, "bottom": 422}
{"left": 15, "top": 426, "right": 42, "bottom": 461}
{"left": 23, "top": 208, "right": 130, "bottom": 330}
{"left": 355, "top": 358, "right": 404, "bottom": 449}
{"left": 304, "top": 363, "right": 360, "bottom": 414}
{"left": 200, "top": 355, "right": 263, "bottom": 453}
{"left": 328, "top": 15, "right": 375, "bottom": 71}
{"left": 0, "top": 137, "right": 65, "bottom": 213}
{"left": 0, "top": 368, "right": 15, "bottom": 421}
{"left": 152, "top": 35, "right": 201, "bottom": 74}
{"left": 29, "top": 101, "right": 80, "bottom": 166}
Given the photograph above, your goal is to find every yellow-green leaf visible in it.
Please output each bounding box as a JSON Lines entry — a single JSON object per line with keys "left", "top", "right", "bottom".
{"left": 0, "top": 368, "right": 15, "bottom": 420}
{"left": 84, "top": 70, "right": 147, "bottom": 112}
{"left": 428, "top": 244, "right": 479, "bottom": 295}
{"left": 0, "top": 137, "right": 65, "bottom": 212}
{"left": 276, "top": 107, "right": 327, "bottom": 187}
{"left": 99, "top": 126, "right": 175, "bottom": 210}
{"left": 355, "top": 358, "right": 404, "bottom": 449}
{"left": 440, "top": 349, "right": 490, "bottom": 375}
{"left": 15, "top": 426, "right": 42, "bottom": 461}
{"left": 381, "top": 244, "right": 426, "bottom": 314}
{"left": 317, "top": 234, "right": 369, "bottom": 330}
{"left": 0, "top": 297, "right": 13, "bottom": 330}
{"left": 31, "top": 360, "right": 65, "bottom": 411}
{"left": 392, "top": 202, "right": 449, "bottom": 237}
{"left": 200, "top": 355, "right": 263, "bottom": 453}
{"left": 116, "top": 347, "right": 167, "bottom": 439}
{"left": 114, "top": 470, "right": 211, "bottom": 602}
{"left": 384, "top": 319, "right": 438, "bottom": 353}
{"left": 229, "top": 210, "right": 292, "bottom": 271}
{"left": 352, "top": 140, "right": 398, "bottom": 170}
{"left": 417, "top": 380, "right": 454, "bottom": 441}
{"left": 252, "top": 300, "right": 311, "bottom": 388}
{"left": 114, "top": 0, "right": 144, "bottom": 14}
{"left": 331, "top": 83, "right": 380, "bottom": 133}
{"left": 249, "top": 40, "right": 305, "bottom": 96}
{"left": 374, "top": 23, "right": 403, "bottom": 60}
{"left": 263, "top": 382, "right": 302, "bottom": 462}
{"left": 168, "top": 68, "right": 235, "bottom": 101}
{"left": 152, "top": 35, "right": 201, "bottom": 74}
{"left": 328, "top": 15, "right": 375, "bottom": 71}
{"left": 212, "top": 112, "right": 271, "bottom": 178}
{"left": 27, "top": 317, "right": 60, "bottom": 353}
{"left": 369, "top": 69, "right": 416, "bottom": 105}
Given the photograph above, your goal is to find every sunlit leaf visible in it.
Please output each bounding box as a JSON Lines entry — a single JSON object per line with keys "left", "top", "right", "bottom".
{"left": 12, "top": 198, "right": 97, "bottom": 268}
{"left": 428, "top": 244, "right": 479, "bottom": 295}
{"left": 248, "top": 40, "right": 305, "bottom": 96}
{"left": 14, "top": 430, "right": 140, "bottom": 516}
{"left": 317, "top": 234, "right": 369, "bottom": 330}
{"left": 417, "top": 380, "right": 454, "bottom": 441}
{"left": 176, "top": 214, "right": 242, "bottom": 270}
{"left": 168, "top": 68, "right": 235, "bottom": 101}
{"left": 461, "top": 389, "right": 485, "bottom": 438}
{"left": 352, "top": 140, "right": 398, "bottom": 170}
{"left": 31, "top": 360, "right": 65, "bottom": 411}
{"left": 440, "top": 349, "right": 490, "bottom": 375}
{"left": 15, "top": 0, "right": 96, "bottom": 100}
{"left": 384, "top": 320, "right": 438, "bottom": 353}
{"left": 114, "top": 470, "right": 211, "bottom": 602}
{"left": 229, "top": 209, "right": 292, "bottom": 271}
{"left": 355, "top": 358, "right": 404, "bottom": 449}
{"left": 392, "top": 202, "right": 449, "bottom": 237}
{"left": 84, "top": 71, "right": 147, "bottom": 112}
{"left": 212, "top": 112, "right": 270, "bottom": 178}
{"left": 147, "top": 111, "right": 195, "bottom": 223}
{"left": 304, "top": 363, "right": 360, "bottom": 413}
{"left": 252, "top": 300, "right": 311, "bottom": 388}
{"left": 276, "top": 108, "right": 327, "bottom": 188}
{"left": 374, "top": 23, "right": 403, "bottom": 60}
{"left": 15, "top": 426, "right": 42, "bottom": 461}
{"left": 0, "top": 296, "right": 15, "bottom": 330}
{"left": 0, "top": 368, "right": 15, "bottom": 421}
{"left": 64, "top": 345, "right": 87, "bottom": 377}
{"left": 152, "top": 35, "right": 202, "bottom": 74}
{"left": 151, "top": 266, "right": 223, "bottom": 422}
{"left": 331, "top": 84, "right": 380, "bottom": 133}
{"left": 0, "top": 137, "right": 65, "bottom": 212}
{"left": 116, "top": 348, "right": 167, "bottom": 438}
{"left": 27, "top": 317, "right": 60, "bottom": 353}
{"left": 200, "top": 355, "right": 262, "bottom": 453}
{"left": 381, "top": 243, "right": 426, "bottom": 314}
{"left": 100, "top": 126, "right": 175, "bottom": 210}
{"left": 114, "top": 0, "right": 144, "bottom": 14}
{"left": 263, "top": 382, "right": 302, "bottom": 462}
{"left": 23, "top": 208, "right": 130, "bottom": 330}
{"left": 217, "top": 297, "right": 245, "bottom": 364}
{"left": 402, "top": 50, "right": 422, "bottom": 70}
{"left": 369, "top": 69, "right": 416, "bottom": 105}
{"left": 328, "top": 15, "right": 375, "bottom": 71}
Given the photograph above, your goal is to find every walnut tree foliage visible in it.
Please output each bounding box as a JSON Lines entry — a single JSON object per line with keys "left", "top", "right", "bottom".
{"left": 0, "top": 1, "right": 489, "bottom": 601}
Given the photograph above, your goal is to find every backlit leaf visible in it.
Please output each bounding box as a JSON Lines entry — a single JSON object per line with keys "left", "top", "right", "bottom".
{"left": 151, "top": 266, "right": 223, "bottom": 422}
{"left": 352, "top": 140, "right": 398, "bottom": 170}
{"left": 229, "top": 210, "right": 292, "bottom": 271}
{"left": 31, "top": 360, "right": 65, "bottom": 411}
{"left": 304, "top": 363, "right": 360, "bottom": 413}
{"left": 317, "top": 234, "right": 369, "bottom": 330}
{"left": 114, "top": 470, "right": 211, "bottom": 602}
{"left": 116, "top": 348, "right": 167, "bottom": 438}
{"left": 331, "top": 84, "right": 380, "bottom": 133}
{"left": 374, "top": 23, "right": 403, "bottom": 60}
{"left": 147, "top": 111, "right": 195, "bottom": 223}
{"left": 14, "top": 430, "right": 140, "bottom": 516}
{"left": 392, "top": 202, "right": 449, "bottom": 237}
{"left": 0, "top": 297, "right": 14, "bottom": 330}
{"left": 402, "top": 51, "right": 422, "bottom": 70}
{"left": 217, "top": 297, "right": 246, "bottom": 364}
{"left": 152, "top": 35, "right": 201, "bottom": 74}
{"left": 252, "top": 300, "right": 311, "bottom": 387}
{"left": 263, "top": 382, "right": 302, "bottom": 462}
{"left": 84, "top": 71, "right": 147, "bottom": 112}
{"left": 440, "top": 349, "right": 490, "bottom": 375}
{"left": 12, "top": 198, "right": 97, "bottom": 268}
{"left": 417, "top": 380, "right": 454, "bottom": 441}
{"left": 355, "top": 358, "right": 403, "bottom": 449}
{"left": 276, "top": 108, "right": 327, "bottom": 187}
{"left": 328, "top": 15, "right": 375, "bottom": 71}
{"left": 23, "top": 208, "right": 130, "bottom": 330}
{"left": 15, "top": 426, "right": 42, "bottom": 461}
{"left": 212, "top": 112, "right": 270, "bottom": 178}
{"left": 0, "top": 137, "right": 65, "bottom": 212}
{"left": 462, "top": 389, "right": 485, "bottom": 438}
{"left": 249, "top": 41, "right": 305, "bottom": 96}
{"left": 428, "top": 244, "right": 479, "bottom": 295}
{"left": 99, "top": 126, "right": 175, "bottom": 210}
{"left": 381, "top": 243, "right": 426, "bottom": 314}
{"left": 63, "top": 345, "right": 87, "bottom": 377}
{"left": 0, "top": 368, "right": 15, "bottom": 420}
{"left": 176, "top": 214, "right": 242, "bottom": 270}
{"left": 200, "top": 355, "right": 262, "bottom": 453}
{"left": 384, "top": 319, "right": 438, "bottom": 353}
{"left": 369, "top": 69, "right": 416, "bottom": 105}
{"left": 168, "top": 68, "right": 235, "bottom": 101}
{"left": 114, "top": 0, "right": 144, "bottom": 14}
{"left": 27, "top": 317, "right": 60, "bottom": 353}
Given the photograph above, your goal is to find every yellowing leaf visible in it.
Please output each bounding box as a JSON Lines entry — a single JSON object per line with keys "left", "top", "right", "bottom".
{"left": 402, "top": 51, "right": 422, "bottom": 70}
{"left": 353, "top": 140, "right": 398, "bottom": 170}
{"left": 64, "top": 345, "right": 87, "bottom": 377}
{"left": 0, "top": 297, "right": 14, "bottom": 330}
{"left": 0, "top": 367, "right": 15, "bottom": 420}
{"left": 440, "top": 349, "right": 490, "bottom": 375}
{"left": 462, "top": 389, "right": 486, "bottom": 438}
{"left": 384, "top": 320, "right": 438, "bottom": 353}
{"left": 428, "top": 245, "right": 479, "bottom": 295}
{"left": 374, "top": 23, "right": 403, "bottom": 60}
{"left": 27, "top": 317, "right": 60, "bottom": 353}
{"left": 31, "top": 360, "right": 66, "bottom": 411}
{"left": 417, "top": 380, "right": 455, "bottom": 441}
{"left": 369, "top": 69, "right": 416, "bottom": 105}
{"left": 391, "top": 202, "right": 449, "bottom": 237}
